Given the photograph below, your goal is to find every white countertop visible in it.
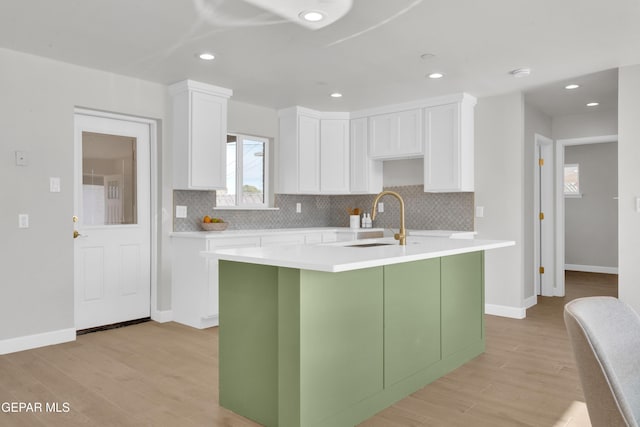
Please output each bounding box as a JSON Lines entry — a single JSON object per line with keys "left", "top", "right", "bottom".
{"left": 170, "top": 227, "right": 384, "bottom": 239}
{"left": 205, "top": 236, "right": 514, "bottom": 272}
{"left": 171, "top": 227, "right": 473, "bottom": 239}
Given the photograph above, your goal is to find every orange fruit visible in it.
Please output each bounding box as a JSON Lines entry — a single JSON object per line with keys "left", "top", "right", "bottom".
{"left": 203, "top": 216, "right": 212, "bottom": 223}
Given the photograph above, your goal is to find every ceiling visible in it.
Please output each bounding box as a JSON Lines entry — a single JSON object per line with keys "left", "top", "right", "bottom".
{"left": 1, "top": 0, "right": 637, "bottom": 114}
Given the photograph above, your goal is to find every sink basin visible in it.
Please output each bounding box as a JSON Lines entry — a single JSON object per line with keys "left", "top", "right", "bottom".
{"left": 344, "top": 243, "right": 395, "bottom": 248}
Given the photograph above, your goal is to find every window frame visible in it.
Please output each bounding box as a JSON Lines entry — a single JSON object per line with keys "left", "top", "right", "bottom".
{"left": 215, "top": 133, "right": 271, "bottom": 209}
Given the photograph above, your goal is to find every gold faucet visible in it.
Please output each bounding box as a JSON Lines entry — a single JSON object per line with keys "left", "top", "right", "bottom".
{"left": 371, "top": 190, "right": 406, "bottom": 245}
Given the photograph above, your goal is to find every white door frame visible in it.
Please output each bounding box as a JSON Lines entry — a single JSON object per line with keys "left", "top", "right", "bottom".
{"left": 74, "top": 108, "right": 161, "bottom": 323}
{"left": 555, "top": 134, "right": 618, "bottom": 297}
{"left": 534, "top": 134, "right": 555, "bottom": 297}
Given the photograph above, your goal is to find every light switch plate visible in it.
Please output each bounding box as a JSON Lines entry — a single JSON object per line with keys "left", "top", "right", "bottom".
{"left": 18, "top": 214, "right": 29, "bottom": 228}
{"left": 475, "top": 206, "right": 485, "bottom": 218}
{"left": 175, "top": 205, "right": 187, "bottom": 218}
{"left": 50, "top": 177, "right": 61, "bottom": 192}
{"left": 296, "top": 202, "right": 302, "bottom": 213}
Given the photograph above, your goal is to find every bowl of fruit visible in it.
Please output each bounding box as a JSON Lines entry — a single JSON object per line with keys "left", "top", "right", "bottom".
{"left": 201, "top": 216, "right": 228, "bottom": 231}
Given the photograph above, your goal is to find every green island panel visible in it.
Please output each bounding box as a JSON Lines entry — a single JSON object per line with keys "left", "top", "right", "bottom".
{"left": 441, "top": 251, "right": 484, "bottom": 357}
{"left": 278, "top": 267, "right": 302, "bottom": 427}
{"left": 384, "top": 258, "right": 441, "bottom": 386}
{"left": 218, "top": 260, "right": 279, "bottom": 427}
{"left": 298, "top": 267, "right": 384, "bottom": 426}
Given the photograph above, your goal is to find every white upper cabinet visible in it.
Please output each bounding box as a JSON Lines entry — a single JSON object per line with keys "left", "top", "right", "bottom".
{"left": 277, "top": 107, "right": 350, "bottom": 194}
{"left": 320, "top": 118, "right": 350, "bottom": 193}
{"left": 278, "top": 93, "right": 475, "bottom": 195}
{"left": 297, "top": 113, "right": 321, "bottom": 193}
{"left": 368, "top": 108, "right": 423, "bottom": 159}
{"left": 350, "top": 117, "right": 383, "bottom": 194}
{"left": 423, "top": 95, "right": 476, "bottom": 192}
{"left": 170, "top": 80, "right": 232, "bottom": 190}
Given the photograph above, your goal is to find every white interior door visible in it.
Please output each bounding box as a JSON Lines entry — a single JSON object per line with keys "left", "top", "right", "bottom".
{"left": 74, "top": 113, "right": 151, "bottom": 330}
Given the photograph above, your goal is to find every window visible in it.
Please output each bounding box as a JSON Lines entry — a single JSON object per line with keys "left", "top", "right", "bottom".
{"left": 216, "top": 133, "right": 269, "bottom": 208}
{"left": 564, "top": 163, "right": 581, "bottom": 197}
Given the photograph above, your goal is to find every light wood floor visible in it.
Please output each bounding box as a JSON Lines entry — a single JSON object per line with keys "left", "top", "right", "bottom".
{"left": 0, "top": 271, "right": 617, "bottom": 427}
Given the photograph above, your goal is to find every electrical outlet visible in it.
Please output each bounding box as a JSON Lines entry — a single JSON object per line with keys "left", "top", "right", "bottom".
{"left": 296, "top": 202, "right": 302, "bottom": 213}
{"left": 15, "top": 151, "right": 28, "bottom": 166}
{"left": 377, "top": 202, "right": 384, "bottom": 213}
{"left": 175, "top": 205, "right": 188, "bottom": 218}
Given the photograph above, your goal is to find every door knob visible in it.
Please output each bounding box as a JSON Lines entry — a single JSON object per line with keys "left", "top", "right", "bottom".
{"left": 73, "top": 230, "right": 81, "bottom": 239}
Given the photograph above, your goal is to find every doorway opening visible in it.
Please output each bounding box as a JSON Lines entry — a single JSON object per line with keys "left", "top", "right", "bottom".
{"left": 555, "top": 135, "right": 619, "bottom": 297}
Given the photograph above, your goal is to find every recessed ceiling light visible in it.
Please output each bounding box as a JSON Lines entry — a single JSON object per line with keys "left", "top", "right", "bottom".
{"left": 420, "top": 53, "right": 435, "bottom": 60}
{"left": 427, "top": 72, "right": 444, "bottom": 79}
{"left": 198, "top": 53, "right": 215, "bottom": 61}
{"left": 565, "top": 84, "right": 580, "bottom": 90}
{"left": 330, "top": 92, "right": 343, "bottom": 98}
{"left": 299, "top": 10, "right": 325, "bottom": 22}
{"left": 509, "top": 68, "right": 531, "bottom": 78}
{"left": 586, "top": 102, "right": 600, "bottom": 107}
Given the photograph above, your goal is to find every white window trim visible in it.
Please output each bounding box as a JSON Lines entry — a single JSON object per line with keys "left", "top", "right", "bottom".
{"left": 216, "top": 133, "right": 271, "bottom": 209}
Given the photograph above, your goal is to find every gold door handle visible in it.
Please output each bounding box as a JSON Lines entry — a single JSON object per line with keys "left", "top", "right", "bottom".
{"left": 73, "top": 230, "right": 81, "bottom": 239}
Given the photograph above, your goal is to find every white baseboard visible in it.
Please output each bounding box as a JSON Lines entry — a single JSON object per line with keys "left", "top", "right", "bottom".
{"left": 524, "top": 295, "right": 537, "bottom": 309}
{"left": 485, "top": 304, "right": 526, "bottom": 319}
{"left": 152, "top": 310, "right": 173, "bottom": 323}
{"left": 0, "top": 328, "right": 76, "bottom": 355}
{"left": 565, "top": 264, "right": 619, "bottom": 275}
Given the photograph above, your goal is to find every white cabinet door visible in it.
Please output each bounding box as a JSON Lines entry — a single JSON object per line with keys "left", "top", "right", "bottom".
{"left": 261, "top": 233, "right": 307, "bottom": 247}
{"left": 305, "top": 232, "right": 323, "bottom": 244}
{"left": 298, "top": 114, "right": 321, "bottom": 193}
{"left": 205, "top": 237, "right": 261, "bottom": 322}
{"left": 170, "top": 80, "right": 232, "bottom": 190}
{"left": 277, "top": 107, "right": 351, "bottom": 195}
{"left": 190, "top": 91, "right": 226, "bottom": 189}
{"left": 172, "top": 235, "right": 259, "bottom": 329}
{"left": 423, "top": 98, "right": 475, "bottom": 192}
{"left": 321, "top": 232, "right": 338, "bottom": 243}
{"left": 369, "top": 109, "right": 423, "bottom": 159}
{"left": 320, "top": 119, "right": 350, "bottom": 193}
{"left": 350, "top": 117, "right": 383, "bottom": 194}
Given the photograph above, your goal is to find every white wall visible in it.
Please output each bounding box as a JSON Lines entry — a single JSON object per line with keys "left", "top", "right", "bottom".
{"left": 0, "top": 48, "right": 171, "bottom": 344}
{"left": 383, "top": 159, "right": 423, "bottom": 186}
{"left": 552, "top": 109, "right": 618, "bottom": 140}
{"left": 523, "top": 103, "right": 552, "bottom": 300}
{"left": 228, "top": 100, "right": 278, "bottom": 138}
{"left": 618, "top": 65, "right": 640, "bottom": 314}
{"left": 475, "top": 93, "right": 526, "bottom": 318}
{"left": 564, "top": 143, "right": 618, "bottom": 270}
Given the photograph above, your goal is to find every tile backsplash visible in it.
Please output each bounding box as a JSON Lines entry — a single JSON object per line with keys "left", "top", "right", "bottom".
{"left": 173, "top": 185, "right": 474, "bottom": 232}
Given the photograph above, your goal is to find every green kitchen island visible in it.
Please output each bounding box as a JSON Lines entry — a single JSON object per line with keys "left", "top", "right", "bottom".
{"left": 209, "top": 237, "right": 513, "bottom": 427}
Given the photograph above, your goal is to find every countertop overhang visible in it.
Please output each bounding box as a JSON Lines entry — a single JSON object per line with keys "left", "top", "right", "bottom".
{"left": 205, "top": 237, "right": 515, "bottom": 272}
